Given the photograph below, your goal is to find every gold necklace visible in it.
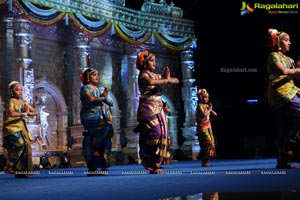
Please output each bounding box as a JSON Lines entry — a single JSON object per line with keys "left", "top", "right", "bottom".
{"left": 278, "top": 52, "right": 286, "bottom": 59}
{"left": 88, "top": 84, "right": 100, "bottom": 96}
{"left": 88, "top": 84, "right": 97, "bottom": 91}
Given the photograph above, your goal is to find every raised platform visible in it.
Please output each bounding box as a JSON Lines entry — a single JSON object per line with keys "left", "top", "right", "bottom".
{"left": 0, "top": 158, "right": 299, "bottom": 200}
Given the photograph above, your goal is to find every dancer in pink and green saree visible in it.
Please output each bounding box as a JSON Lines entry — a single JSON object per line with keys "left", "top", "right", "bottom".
{"left": 135, "top": 50, "right": 179, "bottom": 174}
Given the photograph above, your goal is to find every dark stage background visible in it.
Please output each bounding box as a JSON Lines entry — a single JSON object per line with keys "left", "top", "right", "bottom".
{"left": 126, "top": 0, "right": 300, "bottom": 159}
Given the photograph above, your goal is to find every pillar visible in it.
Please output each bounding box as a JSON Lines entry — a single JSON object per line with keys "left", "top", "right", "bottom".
{"left": 180, "top": 48, "right": 199, "bottom": 159}
{"left": 0, "top": 97, "right": 4, "bottom": 170}
{"left": 0, "top": 12, "right": 15, "bottom": 156}
{"left": 56, "top": 109, "right": 69, "bottom": 151}
{"left": 13, "top": 17, "right": 33, "bottom": 104}
{"left": 0, "top": 97, "right": 5, "bottom": 156}
{"left": 74, "top": 32, "right": 90, "bottom": 125}
{"left": 168, "top": 115, "right": 179, "bottom": 150}
{"left": 67, "top": 33, "right": 91, "bottom": 163}
{"left": 111, "top": 110, "right": 122, "bottom": 152}
{"left": 123, "top": 47, "right": 140, "bottom": 160}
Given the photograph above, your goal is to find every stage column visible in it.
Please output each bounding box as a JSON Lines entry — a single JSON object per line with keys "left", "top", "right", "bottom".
{"left": 0, "top": 13, "right": 15, "bottom": 160}
{"left": 67, "top": 33, "right": 90, "bottom": 163}
{"left": 0, "top": 14, "right": 32, "bottom": 167}
{"left": 73, "top": 32, "right": 90, "bottom": 125}
{"left": 168, "top": 115, "right": 179, "bottom": 150}
{"left": 0, "top": 97, "right": 5, "bottom": 161}
{"left": 123, "top": 48, "right": 140, "bottom": 161}
{"left": 180, "top": 48, "right": 199, "bottom": 159}
{"left": 56, "top": 110, "right": 69, "bottom": 151}
{"left": 13, "top": 17, "right": 34, "bottom": 105}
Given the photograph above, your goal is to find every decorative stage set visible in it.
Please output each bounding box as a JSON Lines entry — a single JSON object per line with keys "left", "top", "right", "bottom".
{"left": 0, "top": 0, "right": 200, "bottom": 169}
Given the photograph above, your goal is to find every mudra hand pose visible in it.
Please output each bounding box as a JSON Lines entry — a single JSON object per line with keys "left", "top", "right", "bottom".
{"left": 266, "top": 28, "right": 300, "bottom": 169}
{"left": 135, "top": 50, "right": 179, "bottom": 174}
{"left": 196, "top": 88, "right": 217, "bottom": 167}
{"left": 80, "top": 68, "right": 113, "bottom": 175}
{"left": 3, "top": 81, "right": 39, "bottom": 178}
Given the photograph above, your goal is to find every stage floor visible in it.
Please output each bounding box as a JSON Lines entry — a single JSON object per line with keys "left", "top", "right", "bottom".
{"left": 0, "top": 158, "right": 299, "bottom": 200}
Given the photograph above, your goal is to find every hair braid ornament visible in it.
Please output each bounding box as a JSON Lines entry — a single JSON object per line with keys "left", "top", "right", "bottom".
{"left": 268, "top": 28, "right": 288, "bottom": 51}
{"left": 136, "top": 50, "right": 149, "bottom": 70}
{"left": 268, "top": 28, "right": 279, "bottom": 51}
{"left": 197, "top": 88, "right": 209, "bottom": 99}
{"left": 8, "top": 81, "right": 20, "bottom": 89}
{"left": 80, "top": 68, "right": 98, "bottom": 84}
{"left": 80, "top": 69, "right": 87, "bottom": 84}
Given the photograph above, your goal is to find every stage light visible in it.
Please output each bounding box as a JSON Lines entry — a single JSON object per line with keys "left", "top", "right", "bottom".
{"left": 246, "top": 99, "right": 259, "bottom": 104}
{"left": 59, "top": 152, "right": 72, "bottom": 168}
{"left": 39, "top": 154, "right": 52, "bottom": 169}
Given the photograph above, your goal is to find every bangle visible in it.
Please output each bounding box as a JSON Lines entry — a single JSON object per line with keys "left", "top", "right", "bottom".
{"left": 20, "top": 112, "right": 27, "bottom": 117}
{"left": 104, "top": 99, "right": 111, "bottom": 105}
{"left": 96, "top": 97, "right": 104, "bottom": 105}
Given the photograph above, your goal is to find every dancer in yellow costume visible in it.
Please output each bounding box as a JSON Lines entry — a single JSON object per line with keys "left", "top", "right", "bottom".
{"left": 3, "top": 81, "right": 38, "bottom": 178}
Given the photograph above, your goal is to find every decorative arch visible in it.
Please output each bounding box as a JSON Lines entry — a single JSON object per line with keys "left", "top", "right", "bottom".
{"left": 107, "top": 92, "right": 119, "bottom": 116}
{"left": 33, "top": 80, "right": 68, "bottom": 151}
{"left": 34, "top": 80, "right": 67, "bottom": 113}
{"left": 107, "top": 92, "right": 122, "bottom": 151}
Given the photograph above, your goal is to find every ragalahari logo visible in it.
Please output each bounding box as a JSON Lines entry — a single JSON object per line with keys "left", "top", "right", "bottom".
{"left": 240, "top": 2, "right": 255, "bottom": 16}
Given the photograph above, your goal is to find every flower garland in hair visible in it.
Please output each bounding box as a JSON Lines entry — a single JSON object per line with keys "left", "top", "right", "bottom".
{"left": 8, "top": 81, "right": 21, "bottom": 97}
{"left": 197, "top": 89, "right": 202, "bottom": 98}
{"left": 8, "top": 81, "right": 20, "bottom": 89}
{"left": 197, "top": 88, "right": 208, "bottom": 99}
{"left": 268, "top": 28, "right": 279, "bottom": 51}
{"left": 136, "top": 50, "right": 149, "bottom": 70}
{"left": 80, "top": 68, "right": 88, "bottom": 84}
